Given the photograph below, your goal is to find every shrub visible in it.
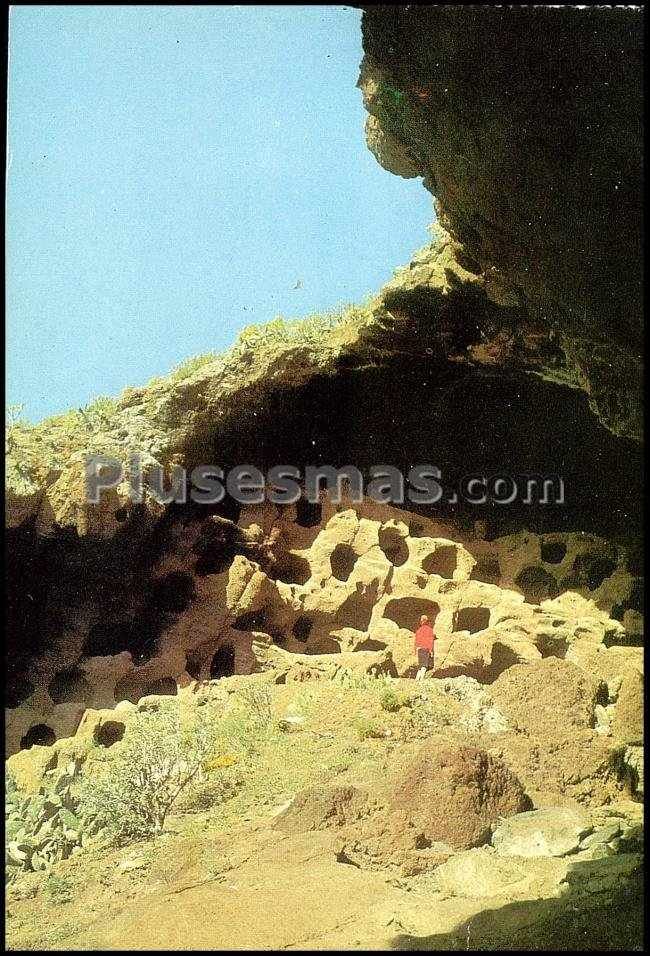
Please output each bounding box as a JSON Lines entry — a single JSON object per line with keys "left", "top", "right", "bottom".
{"left": 80, "top": 395, "right": 118, "bottom": 426}
{"left": 43, "top": 873, "right": 73, "bottom": 904}
{"left": 401, "top": 692, "right": 455, "bottom": 738}
{"left": 354, "top": 717, "right": 387, "bottom": 740}
{"left": 78, "top": 707, "right": 220, "bottom": 843}
{"left": 379, "top": 687, "right": 414, "bottom": 713}
{"left": 238, "top": 681, "right": 273, "bottom": 726}
{"left": 168, "top": 352, "right": 218, "bottom": 382}
{"left": 332, "top": 671, "right": 392, "bottom": 693}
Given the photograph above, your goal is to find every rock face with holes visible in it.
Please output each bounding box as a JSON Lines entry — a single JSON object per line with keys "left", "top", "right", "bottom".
{"left": 6, "top": 495, "right": 642, "bottom": 760}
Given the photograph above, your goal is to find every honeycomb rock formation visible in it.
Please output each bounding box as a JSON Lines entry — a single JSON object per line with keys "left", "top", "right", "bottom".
{"left": 6, "top": 496, "right": 642, "bottom": 757}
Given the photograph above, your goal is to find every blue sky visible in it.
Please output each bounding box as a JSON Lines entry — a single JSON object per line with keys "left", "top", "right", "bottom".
{"left": 7, "top": 5, "right": 432, "bottom": 422}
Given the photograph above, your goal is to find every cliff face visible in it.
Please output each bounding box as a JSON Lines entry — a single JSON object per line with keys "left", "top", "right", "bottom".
{"left": 359, "top": 4, "right": 643, "bottom": 441}
{"left": 5, "top": 232, "right": 642, "bottom": 538}
{"left": 5, "top": 7, "right": 643, "bottom": 762}
{"left": 5, "top": 235, "right": 644, "bottom": 753}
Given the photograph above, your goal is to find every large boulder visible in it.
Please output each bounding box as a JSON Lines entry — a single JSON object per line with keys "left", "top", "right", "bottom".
{"left": 610, "top": 669, "right": 644, "bottom": 746}
{"left": 491, "top": 808, "right": 592, "bottom": 858}
{"left": 390, "top": 738, "right": 531, "bottom": 849}
{"left": 489, "top": 657, "right": 601, "bottom": 736}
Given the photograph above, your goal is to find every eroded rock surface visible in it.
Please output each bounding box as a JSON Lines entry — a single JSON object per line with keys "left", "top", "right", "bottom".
{"left": 359, "top": 5, "right": 643, "bottom": 439}
{"left": 6, "top": 497, "right": 643, "bottom": 757}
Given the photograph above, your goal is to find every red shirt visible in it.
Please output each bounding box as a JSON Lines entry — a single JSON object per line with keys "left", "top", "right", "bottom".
{"left": 414, "top": 623, "right": 435, "bottom": 652}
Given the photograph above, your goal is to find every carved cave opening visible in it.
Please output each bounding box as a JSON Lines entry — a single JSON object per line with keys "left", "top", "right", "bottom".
{"left": 384, "top": 597, "right": 440, "bottom": 631}
{"left": 94, "top": 720, "right": 126, "bottom": 748}
{"left": 210, "top": 642, "right": 236, "bottom": 679}
{"left": 453, "top": 606, "right": 491, "bottom": 634}
{"left": 514, "top": 566, "right": 559, "bottom": 604}
{"left": 48, "top": 667, "right": 93, "bottom": 705}
{"left": 20, "top": 724, "right": 56, "bottom": 750}
{"left": 330, "top": 543, "right": 358, "bottom": 582}
{"left": 378, "top": 527, "right": 409, "bottom": 567}
{"left": 422, "top": 545, "right": 458, "bottom": 579}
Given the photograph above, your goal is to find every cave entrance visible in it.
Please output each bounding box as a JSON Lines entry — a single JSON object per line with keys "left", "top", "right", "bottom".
{"left": 330, "top": 544, "right": 357, "bottom": 582}
{"left": 185, "top": 652, "right": 203, "bottom": 680}
{"left": 195, "top": 551, "right": 235, "bottom": 576}
{"left": 452, "top": 606, "right": 490, "bottom": 634}
{"left": 150, "top": 572, "right": 195, "bottom": 612}
{"left": 514, "top": 566, "right": 558, "bottom": 604}
{"left": 295, "top": 498, "right": 322, "bottom": 527}
{"left": 536, "top": 634, "right": 569, "bottom": 659}
{"left": 383, "top": 597, "right": 440, "bottom": 631}
{"left": 233, "top": 609, "right": 269, "bottom": 632}
{"left": 84, "top": 617, "right": 160, "bottom": 665}
{"left": 145, "top": 677, "right": 178, "bottom": 696}
{"left": 487, "top": 642, "right": 522, "bottom": 680}
{"left": 20, "top": 724, "right": 56, "bottom": 750}
{"left": 571, "top": 553, "right": 618, "bottom": 590}
{"left": 470, "top": 555, "right": 500, "bottom": 585}
{"left": 48, "top": 666, "right": 93, "bottom": 705}
{"left": 422, "top": 545, "right": 458, "bottom": 579}
{"left": 191, "top": 517, "right": 242, "bottom": 576}
{"left": 94, "top": 720, "right": 126, "bottom": 748}
{"left": 292, "top": 616, "right": 313, "bottom": 642}
{"left": 84, "top": 619, "right": 132, "bottom": 657}
{"left": 378, "top": 527, "right": 409, "bottom": 567}
{"left": 335, "top": 590, "right": 374, "bottom": 631}
{"left": 273, "top": 553, "right": 312, "bottom": 586}
{"left": 541, "top": 540, "right": 567, "bottom": 564}
{"left": 210, "top": 642, "right": 236, "bottom": 679}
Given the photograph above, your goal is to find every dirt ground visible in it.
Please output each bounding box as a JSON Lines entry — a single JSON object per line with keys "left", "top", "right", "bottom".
{"left": 5, "top": 674, "right": 643, "bottom": 951}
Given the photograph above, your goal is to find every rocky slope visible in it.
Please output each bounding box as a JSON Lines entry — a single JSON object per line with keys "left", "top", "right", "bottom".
{"left": 5, "top": 663, "right": 644, "bottom": 950}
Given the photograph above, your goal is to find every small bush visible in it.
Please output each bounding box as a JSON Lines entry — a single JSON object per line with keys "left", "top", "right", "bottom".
{"left": 354, "top": 717, "right": 387, "bottom": 740}
{"left": 401, "top": 693, "right": 455, "bottom": 738}
{"left": 43, "top": 873, "right": 73, "bottom": 904}
{"left": 168, "top": 352, "right": 218, "bottom": 382}
{"left": 78, "top": 708, "right": 220, "bottom": 843}
{"left": 379, "top": 687, "right": 413, "bottom": 713}
{"left": 238, "top": 681, "right": 273, "bottom": 726}
{"left": 80, "top": 395, "right": 118, "bottom": 426}
{"left": 332, "top": 671, "right": 392, "bottom": 693}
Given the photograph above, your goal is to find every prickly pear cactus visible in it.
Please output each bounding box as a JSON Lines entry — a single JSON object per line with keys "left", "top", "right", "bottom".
{"left": 5, "top": 759, "right": 92, "bottom": 879}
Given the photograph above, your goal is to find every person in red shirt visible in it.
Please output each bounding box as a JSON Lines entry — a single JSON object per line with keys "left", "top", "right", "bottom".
{"left": 414, "top": 612, "right": 436, "bottom": 680}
